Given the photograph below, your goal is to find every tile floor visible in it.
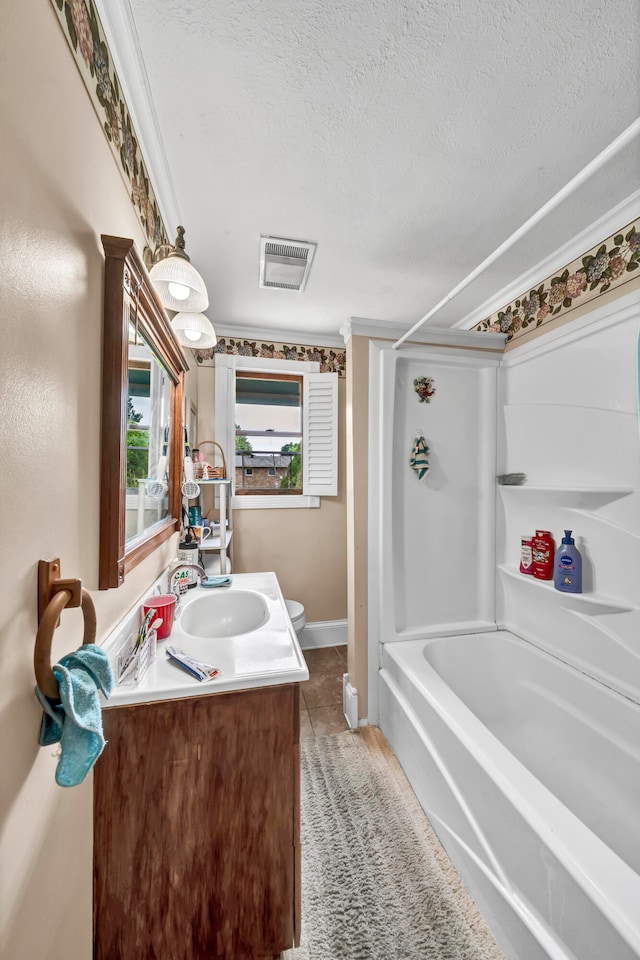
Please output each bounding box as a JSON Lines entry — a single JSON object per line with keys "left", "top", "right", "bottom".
{"left": 300, "top": 645, "right": 349, "bottom": 737}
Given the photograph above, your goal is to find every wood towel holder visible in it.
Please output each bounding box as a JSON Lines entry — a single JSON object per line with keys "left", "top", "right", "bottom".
{"left": 35, "top": 558, "right": 97, "bottom": 700}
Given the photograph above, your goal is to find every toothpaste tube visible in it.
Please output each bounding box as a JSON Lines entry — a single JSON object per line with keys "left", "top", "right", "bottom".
{"left": 166, "top": 646, "right": 221, "bottom": 682}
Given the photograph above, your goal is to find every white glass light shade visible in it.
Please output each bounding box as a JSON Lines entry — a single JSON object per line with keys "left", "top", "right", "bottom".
{"left": 171, "top": 312, "right": 217, "bottom": 349}
{"left": 167, "top": 281, "right": 191, "bottom": 301}
{"left": 149, "top": 255, "right": 209, "bottom": 312}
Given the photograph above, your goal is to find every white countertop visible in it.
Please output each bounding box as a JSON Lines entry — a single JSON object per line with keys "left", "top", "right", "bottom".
{"left": 102, "top": 571, "right": 309, "bottom": 708}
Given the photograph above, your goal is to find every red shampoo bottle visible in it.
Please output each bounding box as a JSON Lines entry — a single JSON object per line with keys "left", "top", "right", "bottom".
{"left": 532, "top": 530, "right": 555, "bottom": 580}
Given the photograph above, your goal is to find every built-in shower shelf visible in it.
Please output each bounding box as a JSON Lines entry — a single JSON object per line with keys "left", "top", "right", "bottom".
{"left": 498, "top": 485, "right": 633, "bottom": 509}
{"left": 498, "top": 565, "right": 632, "bottom": 614}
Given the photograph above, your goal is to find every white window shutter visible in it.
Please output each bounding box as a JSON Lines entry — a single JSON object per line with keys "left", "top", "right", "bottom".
{"left": 214, "top": 354, "right": 236, "bottom": 491}
{"left": 303, "top": 372, "right": 338, "bottom": 496}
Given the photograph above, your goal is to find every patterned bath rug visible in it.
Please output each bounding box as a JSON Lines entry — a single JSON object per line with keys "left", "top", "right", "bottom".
{"left": 283, "top": 727, "right": 505, "bottom": 960}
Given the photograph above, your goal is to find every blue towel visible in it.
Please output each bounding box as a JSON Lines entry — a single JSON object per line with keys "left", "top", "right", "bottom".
{"left": 410, "top": 435, "right": 431, "bottom": 480}
{"left": 35, "top": 644, "right": 113, "bottom": 788}
{"left": 201, "top": 575, "right": 233, "bottom": 588}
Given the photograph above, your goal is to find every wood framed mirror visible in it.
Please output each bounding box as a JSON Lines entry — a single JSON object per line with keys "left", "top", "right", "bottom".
{"left": 100, "top": 235, "right": 189, "bottom": 589}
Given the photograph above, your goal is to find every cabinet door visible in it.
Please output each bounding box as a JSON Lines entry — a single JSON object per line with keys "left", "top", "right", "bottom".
{"left": 94, "top": 684, "right": 299, "bottom": 960}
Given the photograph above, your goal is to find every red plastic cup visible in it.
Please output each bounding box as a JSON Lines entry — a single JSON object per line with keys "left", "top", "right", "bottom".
{"left": 143, "top": 594, "right": 177, "bottom": 640}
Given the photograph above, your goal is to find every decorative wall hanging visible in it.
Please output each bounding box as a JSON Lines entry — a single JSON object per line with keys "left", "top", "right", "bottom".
{"left": 194, "top": 338, "right": 347, "bottom": 377}
{"left": 472, "top": 219, "right": 640, "bottom": 346}
{"left": 413, "top": 377, "right": 436, "bottom": 403}
{"left": 50, "top": 0, "right": 169, "bottom": 249}
{"left": 410, "top": 432, "right": 431, "bottom": 480}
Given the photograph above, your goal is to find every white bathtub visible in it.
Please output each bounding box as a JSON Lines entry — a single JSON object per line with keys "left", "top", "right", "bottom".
{"left": 379, "top": 630, "right": 640, "bottom": 960}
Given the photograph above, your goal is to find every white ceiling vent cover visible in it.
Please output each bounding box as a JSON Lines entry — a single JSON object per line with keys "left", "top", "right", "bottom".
{"left": 259, "top": 236, "right": 317, "bottom": 292}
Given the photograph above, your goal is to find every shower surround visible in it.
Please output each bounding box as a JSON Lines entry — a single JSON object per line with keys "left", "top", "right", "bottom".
{"left": 368, "top": 291, "right": 640, "bottom": 960}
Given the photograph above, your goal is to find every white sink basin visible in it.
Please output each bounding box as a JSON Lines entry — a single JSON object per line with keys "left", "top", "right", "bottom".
{"left": 179, "top": 589, "right": 270, "bottom": 638}
{"left": 104, "top": 571, "right": 309, "bottom": 706}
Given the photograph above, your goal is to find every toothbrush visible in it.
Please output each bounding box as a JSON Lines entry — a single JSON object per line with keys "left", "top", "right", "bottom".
{"left": 136, "top": 608, "right": 155, "bottom": 648}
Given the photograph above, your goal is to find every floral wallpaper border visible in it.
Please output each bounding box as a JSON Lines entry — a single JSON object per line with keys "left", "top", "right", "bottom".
{"left": 50, "top": 0, "right": 169, "bottom": 249}
{"left": 194, "top": 339, "right": 347, "bottom": 377}
{"left": 472, "top": 219, "right": 640, "bottom": 344}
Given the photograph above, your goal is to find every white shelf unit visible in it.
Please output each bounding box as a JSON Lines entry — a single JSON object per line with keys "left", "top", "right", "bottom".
{"left": 198, "top": 530, "right": 232, "bottom": 552}
{"left": 196, "top": 479, "right": 233, "bottom": 574}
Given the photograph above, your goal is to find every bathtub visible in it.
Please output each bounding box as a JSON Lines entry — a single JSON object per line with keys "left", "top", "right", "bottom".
{"left": 379, "top": 631, "right": 640, "bottom": 960}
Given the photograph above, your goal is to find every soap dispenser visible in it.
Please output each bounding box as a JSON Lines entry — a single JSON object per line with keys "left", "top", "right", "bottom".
{"left": 554, "top": 530, "right": 582, "bottom": 593}
{"left": 176, "top": 528, "right": 199, "bottom": 589}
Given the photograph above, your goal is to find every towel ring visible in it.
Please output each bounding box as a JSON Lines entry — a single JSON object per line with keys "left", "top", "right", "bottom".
{"left": 34, "top": 589, "right": 97, "bottom": 700}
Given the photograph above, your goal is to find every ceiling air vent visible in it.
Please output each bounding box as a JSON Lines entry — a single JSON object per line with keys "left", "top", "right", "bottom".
{"left": 259, "top": 236, "right": 317, "bottom": 292}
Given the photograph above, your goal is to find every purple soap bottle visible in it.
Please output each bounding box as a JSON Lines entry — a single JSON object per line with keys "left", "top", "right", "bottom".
{"left": 554, "top": 530, "right": 582, "bottom": 593}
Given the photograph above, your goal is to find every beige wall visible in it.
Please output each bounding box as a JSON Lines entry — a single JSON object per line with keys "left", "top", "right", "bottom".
{"left": 195, "top": 364, "right": 348, "bottom": 623}
{"left": 0, "top": 4, "right": 181, "bottom": 957}
{"left": 346, "top": 336, "right": 371, "bottom": 716}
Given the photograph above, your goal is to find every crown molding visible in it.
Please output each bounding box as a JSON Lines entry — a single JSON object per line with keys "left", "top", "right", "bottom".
{"left": 342, "top": 316, "right": 506, "bottom": 351}
{"left": 93, "top": 0, "right": 181, "bottom": 236}
{"left": 212, "top": 322, "right": 345, "bottom": 349}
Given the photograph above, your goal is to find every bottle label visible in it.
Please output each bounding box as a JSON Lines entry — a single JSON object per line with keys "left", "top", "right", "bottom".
{"left": 532, "top": 533, "right": 554, "bottom": 579}
{"left": 519, "top": 538, "right": 533, "bottom": 574}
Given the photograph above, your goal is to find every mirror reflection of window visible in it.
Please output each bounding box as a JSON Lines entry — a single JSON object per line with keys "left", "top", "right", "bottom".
{"left": 125, "top": 337, "right": 171, "bottom": 542}
{"left": 127, "top": 362, "right": 150, "bottom": 486}
{"left": 188, "top": 402, "right": 198, "bottom": 455}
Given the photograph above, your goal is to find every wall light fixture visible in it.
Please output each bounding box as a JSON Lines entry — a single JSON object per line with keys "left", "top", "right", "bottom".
{"left": 171, "top": 311, "right": 217, "bottom": 349}
{"left": 144, "top": 225, "right": 215, "bottom": 348}
{"left": 144, "top": 225, "right": 208, "bottom": 313}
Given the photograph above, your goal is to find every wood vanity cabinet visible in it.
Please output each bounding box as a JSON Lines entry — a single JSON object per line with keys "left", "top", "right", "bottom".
{"left": 94, "top": 683, "right": 301, "bottom": 960}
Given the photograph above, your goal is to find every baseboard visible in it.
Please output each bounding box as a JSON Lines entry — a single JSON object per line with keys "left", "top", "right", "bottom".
{"left": 299, "top": 619, "right": 347, "bottom": 649}
{"left": 342, "top": 674, "right": 359, "bottom": 729}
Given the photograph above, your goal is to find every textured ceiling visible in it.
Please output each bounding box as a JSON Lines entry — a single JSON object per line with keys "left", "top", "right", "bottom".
{"left": 115, "top": 0, "right": 639, "bottom": 339}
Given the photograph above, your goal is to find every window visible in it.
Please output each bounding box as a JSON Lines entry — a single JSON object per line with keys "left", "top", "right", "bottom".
{"left": 235, "top": 373, "right": 303, "bottom": 494}
{"left": 215, "top": 354, "right": 338, "bottom": 508}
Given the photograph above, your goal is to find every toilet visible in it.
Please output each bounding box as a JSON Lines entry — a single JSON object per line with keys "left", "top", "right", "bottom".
{"left": 285, "top": 599, "right": 306, "bottom": 638}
